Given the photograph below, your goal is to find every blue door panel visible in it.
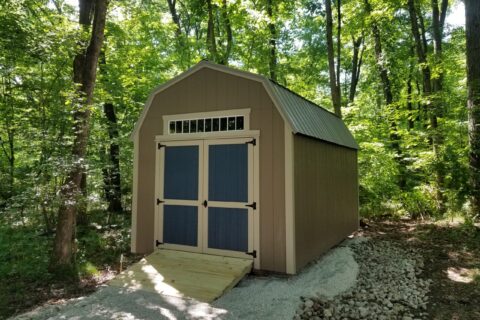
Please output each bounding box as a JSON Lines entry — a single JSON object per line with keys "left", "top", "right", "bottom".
{"left": 208, "top": 144, "right": 248, "bottom": 202}
{"left": 208, "top": 207, "right": 248, "bottom": 252}
{"left": 164, "top": 146, "right": 198, "bottom": 200}
{"left": 163, "top": 205, "right": 197, "bottom": 246}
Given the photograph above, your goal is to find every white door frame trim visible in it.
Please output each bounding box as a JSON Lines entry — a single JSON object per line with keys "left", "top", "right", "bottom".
{"left": 154, "top": 132, "right": 261, "bottom": 270}
{"left": 155, "top": 140, "right": 204, "bottom": 253}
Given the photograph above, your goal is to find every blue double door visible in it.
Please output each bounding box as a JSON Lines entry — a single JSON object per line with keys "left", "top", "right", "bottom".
{"left": 156, "top": 138, "right": 254, "bottom": 258}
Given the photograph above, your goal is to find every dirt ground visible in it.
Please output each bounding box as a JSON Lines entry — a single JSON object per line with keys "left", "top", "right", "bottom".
{"left": 360, "top": 219, "right": 480, "bottom": 320}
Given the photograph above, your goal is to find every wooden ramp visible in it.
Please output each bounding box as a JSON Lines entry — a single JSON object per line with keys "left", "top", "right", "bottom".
{"left": 109, "top": 249, "right": 252, "bottom": 302}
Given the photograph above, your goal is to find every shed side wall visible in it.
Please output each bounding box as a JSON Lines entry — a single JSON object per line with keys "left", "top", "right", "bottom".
{"left": 135, "top": 67, "right": 286, "bottom": 273}
{"left": 293, "top": 135, "right": 358, "bottom": 270}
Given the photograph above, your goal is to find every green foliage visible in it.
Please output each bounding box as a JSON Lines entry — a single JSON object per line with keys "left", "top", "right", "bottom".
{"left": 0, "top": 225, "right": 52, "bottom": 317}
{"left": 0, "top": 211, "right": 132, "bottom": 318}
{"left": 358, "top": 141, "right": 401, "bottom": 216}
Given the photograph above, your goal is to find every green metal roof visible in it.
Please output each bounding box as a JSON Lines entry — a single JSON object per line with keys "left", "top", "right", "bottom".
{"left": 267, "top": 81, "right": 359, "bottom": 150}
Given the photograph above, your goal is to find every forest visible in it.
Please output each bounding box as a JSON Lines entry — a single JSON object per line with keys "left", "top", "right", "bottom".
{"left": 1, "top": 0, "right": 480, "bottom": 318}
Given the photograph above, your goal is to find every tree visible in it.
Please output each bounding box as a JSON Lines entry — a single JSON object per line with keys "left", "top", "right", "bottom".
{"left": 103, "top": 103, "right": 123, "bottom": 214}
{"left": 267, "top": 0, "right": 277, "bottom": 81}
{"left": 349, "top": 35, "right": 363, "bottom": 103}
{"left": 364, "top": 0, "right": 405, "bottom": 188}
{"left": 407, "top": 0, "right": 447, "bottom": 211}
{"left": 465, "top": 0, "right": 480, "bottom": 215}
{"left": 325, "top": 0, "right": 342, "bottom": 117}
{"left": 51, "top": 0, "right": 108, "bottom": 276}
{"left": 205, "top": 0, "right": 233, "bottom": 64}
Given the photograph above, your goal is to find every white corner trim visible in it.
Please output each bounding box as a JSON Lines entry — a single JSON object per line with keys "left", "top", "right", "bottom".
{"left": 130, "top": 133, "right": 139, "bottom": 253}
{"left": 285, "top": 124, "right": 296, "bottom": 274}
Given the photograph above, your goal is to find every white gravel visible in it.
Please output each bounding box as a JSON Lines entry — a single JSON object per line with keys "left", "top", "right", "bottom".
{"left": 13, "top": 241, "right": 358, "bottom": 320}
{"left": 296, "top": 239, "right": 432, "bottom": 320}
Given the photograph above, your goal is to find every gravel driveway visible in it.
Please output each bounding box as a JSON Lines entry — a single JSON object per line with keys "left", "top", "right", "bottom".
{"left": 13, "top": 236, "right": 430, "bottom": 320}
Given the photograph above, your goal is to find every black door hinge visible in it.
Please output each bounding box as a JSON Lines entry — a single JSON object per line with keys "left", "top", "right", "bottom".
{"left": 156, "top": 240, "right": 163, "bottom": 246}
{"left": 245, "top": 202, "right": 256, "bottom": 210}
{"left": 246, "top": 250, "right": 257, "bottom": 258}
{"left": 203, "top": 200, "right": 208, "bottom": 207}
{"left": 158, "top": 143, "right": 165, "bottom": 149}
{"left": 156, "top": 198, "right": 164, "bottom": 205}
{"left": 246, "top": 138, "right": 256, "bottom": 146}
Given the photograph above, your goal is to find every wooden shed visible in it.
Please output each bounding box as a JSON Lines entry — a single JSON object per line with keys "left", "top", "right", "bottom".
{"left": 130, "top": 61, "right": 359, "bottom": 274}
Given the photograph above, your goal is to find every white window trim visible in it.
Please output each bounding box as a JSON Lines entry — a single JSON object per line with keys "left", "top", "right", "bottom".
{"left": 162, "top": 108, "right": 251, "bottom": 135}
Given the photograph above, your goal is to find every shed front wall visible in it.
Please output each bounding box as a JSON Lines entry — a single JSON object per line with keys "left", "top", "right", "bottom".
{"left": 294, "top": 135, "right": 358, "bottom": 270}
{"left": 135, "top": 67, "right": 287, "bottom": 273}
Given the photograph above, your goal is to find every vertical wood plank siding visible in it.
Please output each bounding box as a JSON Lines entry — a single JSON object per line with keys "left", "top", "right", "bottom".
{"left": 136, "top": 68, "right": 286, "bottom": 273}
{"left": 294, "top": 135, "right": 359, "bottom": 270}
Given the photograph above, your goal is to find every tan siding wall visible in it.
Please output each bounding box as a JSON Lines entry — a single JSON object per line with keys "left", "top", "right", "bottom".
{"left": 294, "top": 135, "right": 359, "bottom": 270}
{"left": 135, "top": 67, "right": 286, "bottom": 273}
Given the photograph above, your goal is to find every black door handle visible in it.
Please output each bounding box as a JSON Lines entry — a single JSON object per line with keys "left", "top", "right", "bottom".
{"left": 203, "top": 200, "right": 208, "bottom": 207}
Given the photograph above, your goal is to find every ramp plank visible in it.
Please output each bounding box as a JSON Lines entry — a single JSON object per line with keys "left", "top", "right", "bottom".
{"left": 109, "top": 249, "right": 252, "bottom": 302}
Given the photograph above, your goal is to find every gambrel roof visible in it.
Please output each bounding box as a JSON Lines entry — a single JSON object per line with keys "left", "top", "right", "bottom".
{"left": 131, "top": 60, "right": 359, "bottom": 150}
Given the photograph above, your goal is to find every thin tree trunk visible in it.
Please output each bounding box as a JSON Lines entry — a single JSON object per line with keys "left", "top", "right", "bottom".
{"left": 206, "top": 0, "right": 218, "bottom": 62}
{"left": 0, "top": 129, "right": 15, "bottom": 198}
{"left": 0, "top": 77, "right": 15, "bottom": 199}
{"left": 465, "top": 0, "right": 480, "bottom": 215}
{"left": 51, "top": 0, "right": 108, "bottom": 277}
{"left": 103, "top": 102, "right": 123, "bottom": 214}
{"left": 349, "top": 35, "right": 363, "bottom": 103}
{"left": 325, "top": 0, "right": 341, "bottom": 117}
{"left": 408, "top": 0, "right": 445, "bottom": 211}
{"left": 220, "top": 0, "right": 233, "bottom": 65}
{"left": 267, "top": 0, "right": 277, "bottom": 81}
{"left": 365, "top": 0, "right": 405, "bottom": 188}
{"left": 166, "top": 0, "right": 182, "bottom": 37}
{"left": 77, "top": 172, "right": 88, "bottom": 225}
{"left": 407, "top": 69, "right": 415, "bottom": 130}
{"left": 336, "top": 0, "right": 341, "bottom": 92}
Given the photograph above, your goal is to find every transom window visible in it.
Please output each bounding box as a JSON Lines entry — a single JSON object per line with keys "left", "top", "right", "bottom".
{"left": 168, "top": 116, "right": 245, "bottom": 134}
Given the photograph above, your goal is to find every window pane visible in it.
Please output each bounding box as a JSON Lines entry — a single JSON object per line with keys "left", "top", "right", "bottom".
{"left": 169, "top": 121, "right": 176, "bottom": 134}
{"left": 190, "top": 120, "right": 197, "bottom": 133}
{"left": 176, "top": 121, "right": 182, "bottom": 133}
{"left": 198, "top": 119, "right": 204, "bottom": 132}
{"left": 183, "top": 120, "right": 189, "bottom": 133}
{"left": 236, "top": 116, "right": 244, "bottom": 130}
{"left": 205, "top": 118, "right": 212, "bottom": 132}
{"left": 213, "top": 118, "right": 219, "bottom": 131}
{"left": 228, "top": 117, "right": 236, "bottom": 130}
{"left": 220, "top": 117, "right": 228, "bottom": 131}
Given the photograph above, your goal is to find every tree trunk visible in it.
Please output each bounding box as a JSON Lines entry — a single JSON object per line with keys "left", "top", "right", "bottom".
{"left": 166, "top": 0, "right": 182, "bottom": 37}
{"left": 267, "top": 0, "right": 277, "bottom": 81}
{"left": 365, "top": 0, "right": 405, "bottom": 188}
{"left": 206, "top": 0, "right": 218, "bottom": 62}
{"left": 349, "top": 36, "right": 363, "bottom": 103}
{"left": 325, "top": 0, "right": 341, "bottom": 117}
{"left": 76, "top": 172, "right": 88, "bottom": 226}
{"left": 408, "top": 0, "right": 445, "bottom": 211}
{"left": 336, "top": 0, "right": 341, "bottom": 93}
{"left": 407, "top": 69, "right": 415, "bottom": 130}
{"left": 103, "top": 102, "right": 123, "bottom": 214}
{"left": 219, "top": 0, "right": 233, "bottom": 65}
{"left": 51, "top": 0, "right": 108, "bottom": 277}
{"left": 465, "top": 0, "right": 480, "bottom": 215}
